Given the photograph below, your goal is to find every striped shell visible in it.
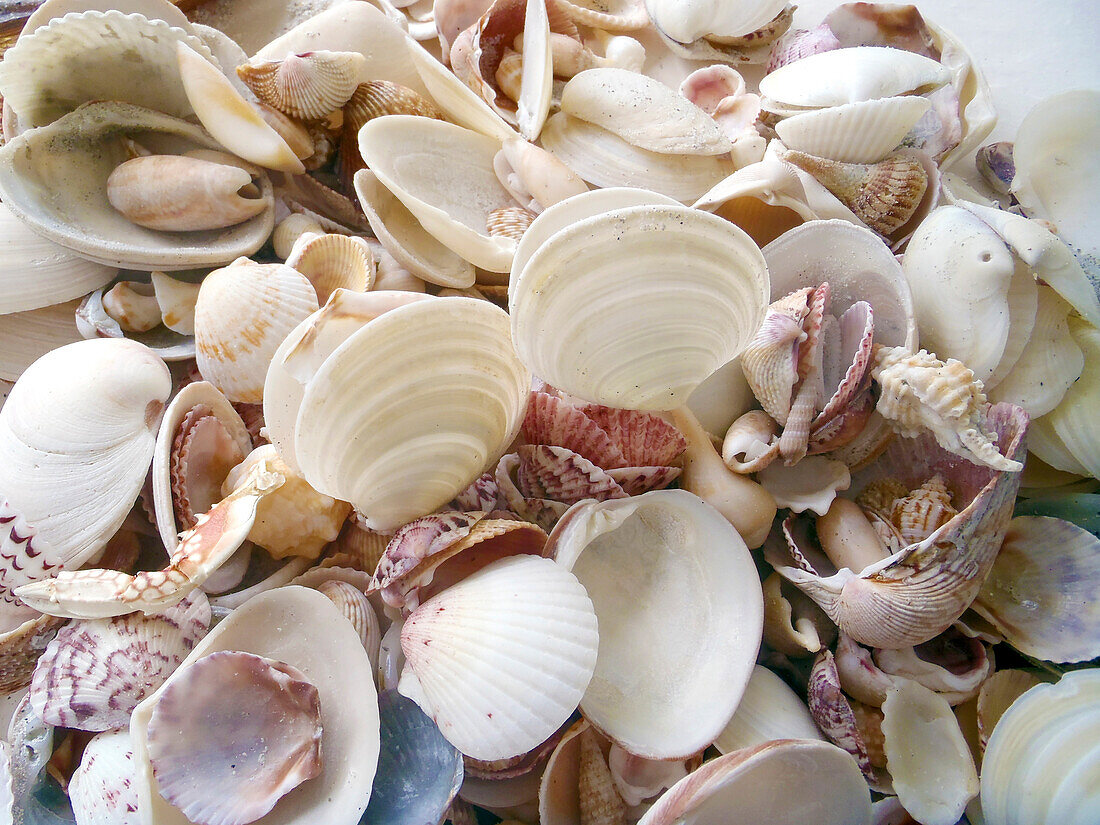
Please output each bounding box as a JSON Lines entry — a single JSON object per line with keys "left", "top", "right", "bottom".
{"left": 237, "top": 50, "right": 367, "bottom": 120}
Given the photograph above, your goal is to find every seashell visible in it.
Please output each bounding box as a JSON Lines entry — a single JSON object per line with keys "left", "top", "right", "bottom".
{"left": 759, "top": 46, "right": 950, "bottom": 112}
{"left": 780, "top": 150, "right": 929, "bottom": 237}
{"left": 285, "top": 232, "right": 375, "bottom": 303}
{"left": 768, "top": 403, "right": 1028, "bottom": 648}
{"left": 316, "top": 579, "right": 380, "bottom": 661}
{"left": 636, "top": 739, "right": 871, "bottom": 825}
{"left": 495, "top": 453, "right": 570, "bottom": 532}
{"left": 0, "top": 300, "right": 85, "bottom": 383}
{"left": 761, "top": 571, "right": 835, "bottom": 656}
{"left": 399, "top": 555, "right": 598, "bottom": 761}
{"left": 77, "top": 282, "right": 196, "bottom": 362}
{"left": 556, "top": 0, "right": 648, "bottom": 32}
{"left": 872, "top": 346, "right": 1023, "bottom": 472}
{"left": 254, "top": 101, "right": 315, "bottom": 161}
{"left": 548, "top": 489, "right": 762, "bottom": 759}
{"left": 561, "top": 68, "right": 733, "bottom": 156}
{"left": 237, "top": 50, "right": 367, "bottom": 119}
{"left": 358, "top": 115, "right": 518, "bottom": 272}
{"left": 1010, "top": 90, "right": 1099, "bottom": 281}
{"left": 103, "top": 281, "right": 163, "bottom": 333}
{"left": 644, "top": 2, "right": 793, "bottom": 64}
{"left": 766, "top": 23, "right": 841, "bottom": 72}
{"left": 807, "top": 650, "right": 879, "bottom": 782}
{"left": 510, "top": 201, "right": 769, "bottom": 410}
{"left": 28, "top": 589, "right": 209, "bottom": 732}
{"left": 362, "top": 690, "right": 463, "bottom": 825}
{"left": 815, "top": 497, "right": 891, "bottom": 574}
{"left": 145, "top": 650, "right": 323, "bottom": 825}
{"left": 758, "top": 455, "right": 851, "bottom": 515}
{"left": 150, "top": 272, "right": 202, "bottom": 336}
{"left": 0, "top": 10, "right": 217, "bottom": 131}
{"left": 132, "top": 586, "right": 380, "bottom": 825}
{"left": 645, "top": 0, "right": 789, "bottom": 44}
{"left": 713, "top": 665, "right": 823, "bottom": 754}
{"left": 354, "top": 170, "right": 476, "bottom": 289}
{"left": 972, "top": 516, "right": 1100, "bottom": 663}
{"left": 540, "top": 112, "right": 735, "bottom": 203}
{"left": 0, "top": 101, "right": 276, "bottom": 270}
{"left": 975, "top": 669, "right": 1045, "bottom": 754}
{"left": 194, "top": 257, "right": 320, "bottom": 404}
{"left": 496, "top": 47, "right": 524, "bottom": 103}
{"left": 881, "top": 680, "right": 979, "bottom": 825}
{"left": 176, "top": 41, "right": 304, "bottom": 174}
{"left": 494, "top": 137, "right": 590, "bottom": 214}
{"left": 70, "top": 729, "right": 141, "bottom": 825}
{"left": 976, "top": 141, "right": 1015, "bottom": 196}
{"left": 0, "top": 338, "right": 170, "bottom": 603}
{"left": 577, "top": 403, "right": 687, "bottom": 468}
{"left": 673, "top": 406, "right": 777, "bottom": 549}
{"left": 740, "top": 287, "right": 811, "bottom": 424}
{"left": 106, "top": 154, "right": 269, "bottom": 233}
{"left": 776, "top": 96, "right": 932, "bottom": 164}
{"left": 832, "top": 632, "right": 900, "bottom": 707}
{"left": 151, "top": 380, "right": 252, "bottom": 553}
{"left": 272, "top": 213, "right": 325, "bottom": 261}
{"left": 516, "top": 444, "right": 627, "bottom": 503}
{"left": 274, "top": 294, "right": 530, "bottom": 531}
{"left": 873, "top": 626, "right": 992, "bottom": 706}
{"left": 0, "top": 202, "right": 117, "bottom": 315}
{"left": 988, "top": 286, "right": 1082, "bottom": 418}
{"left": 487, "top": 205, "right": 537, "bottom": 241}
{"left": 222, "top": 445, "right": 351, "bottom": 560}
{"left": 889, "top": 475, "right": 957, "bottom": 544}
{"left": 337, "top": 79, "right": 442, "bottom": 189}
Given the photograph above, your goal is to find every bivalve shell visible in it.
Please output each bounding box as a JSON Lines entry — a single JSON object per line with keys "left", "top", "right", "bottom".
{"left": 775, "top": 96, "right": 932, "bottom": 164}
{"left": 69, "top": 730, "right": 141, "bottom": 825}
{"left": 237, "top": 50, "right": 367, "bottom": 120}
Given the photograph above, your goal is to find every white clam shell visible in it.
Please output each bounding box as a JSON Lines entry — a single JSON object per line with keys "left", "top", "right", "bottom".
{"left": 775, "top": 96, "right": 932, "bottom": 164}
{"left": 712, "top": 665, "right": 824, "bottom": 754}
{"left": 281, "top": 295, "right": 530, "bottom": 531}
{"left": 0, "top": 339, "right": 170, "bottom": 601}
{"left": 353, "top": 170, "right": 476, "bottom": 289}
{"left": 548, "top": 490, "right": 763, "bottom": 759}
{"left": 981, "top": 670, "right": 1100, "bottom": 825}
{"left": 0, "top": 10, "right": 216, "bottom": 132}
{"left": 0, "top": 203, "right": 117, "bottom": 315}
{"left": 0, "top": 102, "right": 275, "bottom": 270}
{"left": 881, "top": 680, "right": 979, "bottom": 825}
{"left": 0, "top": 300, "right": 84, "bottom": 383}
{"left": 540, "top": 112, "right": 735, "bottom": 203}
{"left": 131, "top": 586, "right": 380, "bottom": 825}
{"left": 510, "top": 202, "right": 769, "bottom": 410}
{"left": 70, "top": 730, "right": 141, "bottom": 825}
{"left": 636, "top": 740, "right": 871, "bottom": 825}
{"left": 560, "top": 68, "right": 733, "bottom": 156}
{"left": 194, "top": 258, "right": 320, "bottom": 404}
{"left": 358, "top": 116, "right": 517, "bottom": 272}
{"left": 760, "top": 46, "right": 950, "bottom": 111}
{"left": 645, "top": 0, "right": 789, "bottom": 42}
{"left": 399, "top": 555, "right": 598, "bottom": 761}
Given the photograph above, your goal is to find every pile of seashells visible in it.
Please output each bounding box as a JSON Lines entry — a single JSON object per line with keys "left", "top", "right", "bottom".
{"left": 0, "top": 0, "right": 1097, "bottom": 823}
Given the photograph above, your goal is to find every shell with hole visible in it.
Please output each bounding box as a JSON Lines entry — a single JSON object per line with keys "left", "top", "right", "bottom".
{"left": 0, "top": 102, "right": 276, "bottom": 270}
{"left": 130, "top": 586, "right": 380, "bottom": 825}
{"left": 509, "top": 196, "right": 769, "bottom": 411}
{"left": 547, "top": 489, "right": 762, "bottom": 760}
{"left": 0, "top": 338, "right": 170, "bottom": 604}
{"left": 398, "top": 555, "right": 598, "bottom": 761}
{"left": 194, "top": 257, "right": 320, "bottom": 404}
{"left": 766, "top": 403, "right": 1028, "bottom": 648}
{"left": 264, "top": 291, "right": 529, "bottom": 531}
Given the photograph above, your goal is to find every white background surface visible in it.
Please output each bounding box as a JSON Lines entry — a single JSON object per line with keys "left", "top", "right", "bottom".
{"left": 792, "top": 0, "right": 1100, "bottom": 145}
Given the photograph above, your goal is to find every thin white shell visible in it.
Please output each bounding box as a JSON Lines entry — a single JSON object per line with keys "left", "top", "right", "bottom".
{"left": 549, "top": 490, "right": 763, "bottom": 759}
{"left": 511, "top": 203, "right": 769, "bottom": 410}
{"left": 70, "top": 730, "right": 142, "bottom": 825}
{"left": 645, "top": 0, "right": 789, "bottom": 42}
{"left": 712, "top": 666, "right": 823, "bottom": 754}
{"left": 358, "top": 116, "right": 517, "bottom": 272}
{"left": 775, "top": 96, "right": 931, "bottom": 164}
{"left": 130, "top": 586, "right": 380, "bottom": 825}
{"left": 291, "top": 297, "right": 530, "bottom": 531}
{"left": 399, "top": 555, "right": 597, "bottom": 762}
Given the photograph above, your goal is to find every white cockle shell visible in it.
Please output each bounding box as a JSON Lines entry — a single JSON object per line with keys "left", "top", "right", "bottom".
{"left": 775, "top": 96, "right": 932, "bottom": 164}
{"left": 547, "top": 490, "right": 763, "bottom": 759}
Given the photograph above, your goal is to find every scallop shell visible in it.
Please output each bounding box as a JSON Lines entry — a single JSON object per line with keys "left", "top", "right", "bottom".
{"left": 277, "top": 295, "right": 530, "bottom": 531}
{"left": 0, "top": 102, "right": 276, "bottom": 270}
{"left": 285, "top": 232, "right": 375, "bottom": 303}
{"left": 972, "top": 516, "right": 1100, "bottom": 663}
{"left": 0, "top": 339, "right": 170, "bottom": 602}
{"left": 760, "top": 46, "right": 950, "bottom": 111}
{"left": 237, "top": 50, "right": 366, "bottom": 119}
{"left": 28, "top": 589, "right": 209, "bottom": 731}
{"left": 194, "top": 258, "right": 320, "bottom": 404}
{"left": 510, "top": 201, "right": 769, "bottom": 410}
{"left": 0, "top": 202, "right": 117, "bottom": 315}
{"left": 775, "top": 96, "right": 932, "bottom": 164}
{"left": 0, "top": 10, "right": 216, "bottom": 130}
{"left": 69, "top": 730, "right": 141, "bottom": 825}
{"left": 635, "top": 740, "right": 871, "bottom": 825}
{"left": 713, "top": 665, "right": 823, "bottom": 754}
{"left": 399, "top": 555, "right": 598, "bottom": 761}
{"left": 131, "top": 586, "right": 380, "bottom": 825}
{"left": 548, "top": 490, "right": 762, "bottom": 759}
{"left": 358, "top": 115, "right": 518, "bottom": 272}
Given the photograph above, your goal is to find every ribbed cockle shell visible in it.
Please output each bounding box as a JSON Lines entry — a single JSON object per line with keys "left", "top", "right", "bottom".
{"left": 237, "top": 51, "right": 367, "bottom": 120}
